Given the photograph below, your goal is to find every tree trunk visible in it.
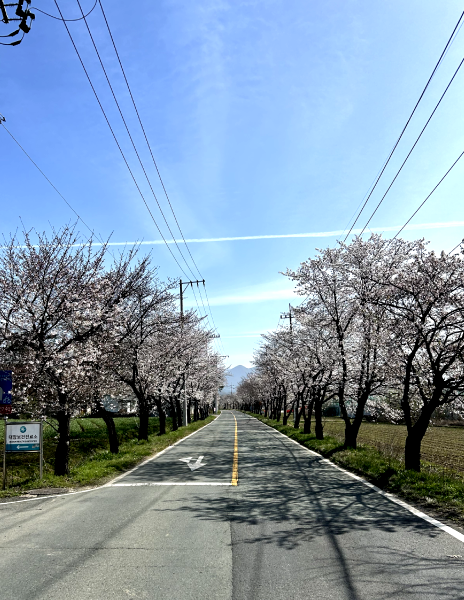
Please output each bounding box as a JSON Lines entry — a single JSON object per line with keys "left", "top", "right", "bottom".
{"left": 304, "top": 400, "right": 314, "bottom": 434}
{"left": 404, "top": 431, "right": 423, "bottom": 471}
{"left": 170, "top": 399, "right": 178, "bottom": 431}
{"left": 294, "top": 397, "right": 300, "bottom": 428}
{"left": 282, "top": 409, "right": 288, "bottom": 426}
{"left": 138, "top": 402, "right": 150, "bottom": 441}
{"left": 187, "top": 399, "right": 192, "bottom": 424}
{"left": 344, "top": 422, "right": 358, "bottom": 449}
{"left": 343, "top": 387, "right": 370, "bottom": 449}
{"left": 314, "top": 401, "right": 324, "bottom": 440}
{"left": 176, "top": 399, "right": 182, "bottom": 428}
{"left": 194, "top": 400, "right": 199, "bottom": 421}
{"left": 54, "top": 411, "right": 71, "bottom": 476}
{"left": 96, "top": 402, "right": 119, "bottom": 454}
{"left": 404, "top": 403, "right": 437, "bottom": 471}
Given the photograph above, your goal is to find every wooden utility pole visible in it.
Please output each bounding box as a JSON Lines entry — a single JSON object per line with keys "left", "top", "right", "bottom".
{"left": 179, "top": 279, "right": 205, "bottom": 426}
{"left": 179, "top": 279, "right": 205, "bottom": 320}
{"left": 280, "top": 303, "right": 293, "bottom": 333}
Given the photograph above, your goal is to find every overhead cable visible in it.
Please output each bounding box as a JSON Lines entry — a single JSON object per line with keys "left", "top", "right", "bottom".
{"left": 97, "top": 0, "right": 223, "bottom": 338}
{"left": 97, "top": 0, "right": 208, "bottom": 280}
{"left": 56, "top": 0, "right": 222, "bottom": 338}
{"left": 1, "top": 121, "right": 98, "bottom": 240}
{"left": 343, "top": 11, "right": 464, "bottom": 241}
{"left": 31, "top": 0, "right": 97, "bottom": 21}
{"left": 99, "top": 0, "right": 224, "bottom": 331}
{"left": 448, "top": 240, "right": 463, "bottom": 255}
{"left": 75, "top": 0, "right": 198, "bottom": 282}
{"left": 392, "top": 150, "right": 464, "bottom": 240}
{"left": 358, "top": 57, "right": 464, "bottom": 237}
{"left": 53, "top": 0, "right": 190, "bottom": 279}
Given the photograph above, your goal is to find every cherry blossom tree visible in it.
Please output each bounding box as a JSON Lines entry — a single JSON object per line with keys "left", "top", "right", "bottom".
{"left": 0, "top": 226, "right": 147, "bottom": 474}
{"left": 286, "top": 236, "right": 394, "bottom": 448}
{"left": 373, "top": 241, "right": 464, "bottom": 470}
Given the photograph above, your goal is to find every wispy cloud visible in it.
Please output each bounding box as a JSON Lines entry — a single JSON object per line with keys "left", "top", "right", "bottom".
{"left": 97, "top": 220, "right": 464, "bottom": 246}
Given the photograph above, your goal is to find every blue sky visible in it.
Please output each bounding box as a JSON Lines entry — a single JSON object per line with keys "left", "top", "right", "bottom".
{"left": 1, "top": 0, "right": 464, "bottom": 367}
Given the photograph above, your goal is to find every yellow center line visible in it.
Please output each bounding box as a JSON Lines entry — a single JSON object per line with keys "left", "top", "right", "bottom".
{"left": 231, "top": 414, "right": 238, "bottom": 486}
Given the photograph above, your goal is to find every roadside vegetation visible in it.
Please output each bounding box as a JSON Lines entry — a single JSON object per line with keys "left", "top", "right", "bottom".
{"left": 0, "top": 415, "right": 216, "bottom": 499}
{"left": 0, "top": 226, "right": 226, "bottom": 478}
{"left": 247, "top": 413, "right": 464, "bottom": 527}
{"left": 237, "top": 235, "right": 464, "bottom": 475}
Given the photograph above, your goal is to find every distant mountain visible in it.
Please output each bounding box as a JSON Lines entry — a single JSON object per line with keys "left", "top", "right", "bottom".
{"left": 221, "top": 365, "right": 254, "bottom": 394}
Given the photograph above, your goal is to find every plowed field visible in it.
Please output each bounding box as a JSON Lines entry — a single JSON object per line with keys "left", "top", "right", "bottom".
{"left": 315, "top": 419, "right": 464, "bottom": 475}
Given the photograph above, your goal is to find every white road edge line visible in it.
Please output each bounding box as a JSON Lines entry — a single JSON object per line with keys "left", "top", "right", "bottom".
{"left": 250, "top": 414, "right": 464, "bottom": 545}
{"left": 0, "top": 415, "right": 223, "bottom": 507}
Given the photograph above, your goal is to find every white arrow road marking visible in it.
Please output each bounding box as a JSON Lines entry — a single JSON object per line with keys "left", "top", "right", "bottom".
{"left": 179, "top": 456, "right": 206, "bottom": 471}
{"left": 179, "top": 457, "right": 192, "bottom": 464}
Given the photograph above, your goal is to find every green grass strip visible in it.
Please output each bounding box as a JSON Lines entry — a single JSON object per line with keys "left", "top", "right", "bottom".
{"left": 0, "top": 415, "right": 217, "bottom": 499}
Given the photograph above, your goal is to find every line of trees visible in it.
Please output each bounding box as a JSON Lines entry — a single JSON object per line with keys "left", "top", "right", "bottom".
{"left": 0, "top": 226, "right": 226, "bottom": 475}
{"left": 237, "top": 235, "right": 464, "bottom": 472}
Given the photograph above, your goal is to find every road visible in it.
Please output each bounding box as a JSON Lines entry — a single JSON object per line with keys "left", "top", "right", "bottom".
{"left": 1, "top": 411, "right": 463, "bottom": 599}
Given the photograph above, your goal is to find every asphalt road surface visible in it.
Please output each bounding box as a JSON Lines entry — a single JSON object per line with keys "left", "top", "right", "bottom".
{"left": 1, "top": 411, "right": 464, "bottom": 599}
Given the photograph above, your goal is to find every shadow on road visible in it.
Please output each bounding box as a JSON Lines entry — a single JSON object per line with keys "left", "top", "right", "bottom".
{"left": 168, "top": 413, "right": 464, "bottom": 600}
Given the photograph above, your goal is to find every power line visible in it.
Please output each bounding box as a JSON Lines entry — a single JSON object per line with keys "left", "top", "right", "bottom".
{"left": 54, "top": 0, "right": 221, "bottom": 339}
{"left": 97, "top": 0, "right": 204, "bottom": 281}
{"left": 1, "top": 121, "right": 97, "bottom": 239}
{"left": 194, "top": 286, "right": 215, "bottom": 334}
{"left": 343, "top": 11, "right": 464, "bottom": 242}
{"left": 53, "top": 0, "right": 190, "bottom": 279}
{"left": 392, "top": 150, "right": 464, "bottom": 240}
{"left": 31, "top": 0, "right": 97, "bottom": 21}
{"left": 96, "top": 0, "right": 224, "bottom": 338}
{"left": 75, "top": 0, "right": 222, "bottom": 339}
{"left": 98, "top": 0, "right": 224, "bottom": 343}
{"left": 358, "top": 56, "right": 464, "bottom": 236}
{"left": 74, "top": 0, "right": 198, "bottom": 282}
{"left": 448, "top": 240, "right": 463, "bottom": 255}
{"left": 0, "top": 119, "right": 123, "bottom": 262}
{"left": 201, "top": 283, "right": 225, "bottom": 348}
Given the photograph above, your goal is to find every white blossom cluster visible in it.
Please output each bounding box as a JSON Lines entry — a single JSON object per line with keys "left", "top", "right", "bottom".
{"left": 238, "top": 235, "right": 464, "bottom": 471}
{"left": 0, "top": 226, "right": 227, "bottom": 474}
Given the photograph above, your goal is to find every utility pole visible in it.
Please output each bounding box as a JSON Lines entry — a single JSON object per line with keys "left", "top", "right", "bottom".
{"left": 179, "top": 279, "right": 205, "bottom": 320}
{"left": 216, "top": 356, "right": 229, "bottom": 413}
{"left": 180, "top": 279, "right": 205, "bottom": 426}
{"left": 281, "top": 303, "right": 296, "bottom": 420}
{"left": 280, "top": 303, "right": 293, "bottom": 333}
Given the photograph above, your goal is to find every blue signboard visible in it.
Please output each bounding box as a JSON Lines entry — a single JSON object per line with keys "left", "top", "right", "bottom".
{"left": 0, "top": 370, "right": 12, "bottom": 405}
{"left": 5, "top": 422, "right": 41, "bottom": 453}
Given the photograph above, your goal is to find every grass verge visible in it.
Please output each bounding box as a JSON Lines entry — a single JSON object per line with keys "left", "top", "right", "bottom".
{"left": 0, "top": 415, "right": 216, "bottom": 499}
{"left": 246, "top": 413, "right": 464, "bottom": 528}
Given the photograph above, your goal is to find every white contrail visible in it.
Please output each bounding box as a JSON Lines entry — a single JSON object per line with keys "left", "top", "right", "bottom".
{"left": 100, "top": 220, "right": 464, "bottom": 246}
{"left": 15, "top": 221, "right": 464, "bottom": 250}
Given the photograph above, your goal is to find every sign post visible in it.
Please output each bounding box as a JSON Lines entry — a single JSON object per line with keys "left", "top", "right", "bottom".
{"left": 1, "top": 370, "right": 13, "bottom": 489}
{"left": 2, "top": 421, "right": 43, "bottom": 490}
{"left": 2, "top": 418, "right": 6, "bottom": 491}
